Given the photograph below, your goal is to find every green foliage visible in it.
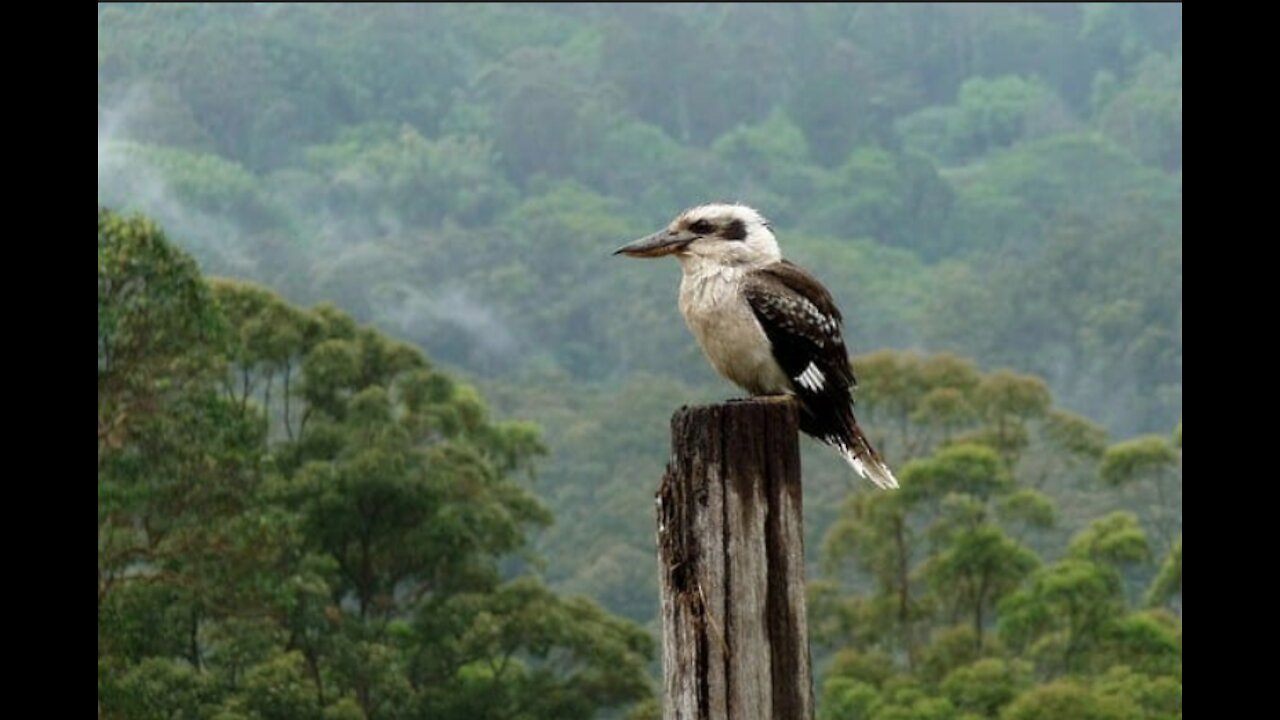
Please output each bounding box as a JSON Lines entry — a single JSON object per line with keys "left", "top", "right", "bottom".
{"left": 815, "top": 351, "right": 1180, "bottom": 715}
{"left": 924, "top": 205, "right": 1181, "bottom": 432}
{"left": 98, "top": 211, "right": 652, "bottom": 719}
{"left": 899, "top": 75, "right": 1065, "bottom": 163}
{"left": 239, "top": 652, "right": 322, "bottom": 720}
{"left": 1000, "top": 680, "right": 1125, "bottom": 720}
{"left": 1099, "top": 435, "right": 1181, "bottom": 554}
{"left": 808, "top": 147, "right": 955, "bottom": 256}
{"left": 998, "top": 557, "right": 1126, "bottom": 675}
{"left": 925, "top": 526, "right": 1039, "bottom": 647}
{"left": 1145, "top": 537, "right": 1182, "bottom": 609}
{"left": 996, "top": 490, "right": 1056, "bottom": 531}
{"left": 1100, "top": 436, "right": 1178, "bottom": 487}
{"left": 98, "top": 208, "right": 226, "bottom": 452}
{"left": 1042, "top": 410, "right": 1109, "bottom": 460}
{"left": 940, "top": 658, "right": 1030, "bottom": 717}
{"left": 304, "top": 124, "right": 514, "bottom": 227}
{"left": 100, "top": 3, "right": 1182, "bottom": 436}
{"left": 1097, "top": 51, "right": 1183, "bottom": 170}
{"left": 992, "top": 662, "right": 1183, "bottom": 719}
{"left": 1068, "top": 512, "right": 1150, "bottom": 567}
{"left": 904, "top": 444, "right": 1012, "bottom": 501}
{"left": 1094, "top": 665, "right": 1182, "bottom": 720}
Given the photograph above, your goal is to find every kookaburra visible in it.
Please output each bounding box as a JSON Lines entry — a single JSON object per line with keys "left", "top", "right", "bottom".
{"left": 614, "top": 203, "right": 898, "bottom": 489}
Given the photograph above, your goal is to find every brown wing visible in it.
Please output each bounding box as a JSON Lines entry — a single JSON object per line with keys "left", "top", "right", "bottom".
{"left": 744, "top": 260, "right": 856, "bottom": 392}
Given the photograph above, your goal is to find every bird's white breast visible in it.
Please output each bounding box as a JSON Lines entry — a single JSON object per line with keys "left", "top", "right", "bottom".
{"left": 678, "top": 260, "right": 791, "bottom": 395}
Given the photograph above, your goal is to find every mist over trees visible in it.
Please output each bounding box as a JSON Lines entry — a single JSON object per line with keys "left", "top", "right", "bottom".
{"left": 99, "top": 4, "right": 1181, "bottom": 718}
{"left": 100, "top": 210, "right": 653, "bottom": 719}
{"left": 98, "top": 3, "right": 1181, "bottom": 432}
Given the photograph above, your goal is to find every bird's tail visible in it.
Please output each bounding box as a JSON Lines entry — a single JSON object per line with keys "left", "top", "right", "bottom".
{"left": 797, "top": 396, "right": 898, "bottom": 490}
{"left": 829, "top": 420, "right": 898, "bottom": 490}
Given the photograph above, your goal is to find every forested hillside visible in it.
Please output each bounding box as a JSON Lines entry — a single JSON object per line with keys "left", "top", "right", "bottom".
{"left": 99, "top": 5, "right": 1181, "bottom": 718}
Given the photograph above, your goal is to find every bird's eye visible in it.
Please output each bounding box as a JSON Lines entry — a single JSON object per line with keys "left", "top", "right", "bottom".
{"left": 689, "top": 220, "right": 714, "bottom": 236}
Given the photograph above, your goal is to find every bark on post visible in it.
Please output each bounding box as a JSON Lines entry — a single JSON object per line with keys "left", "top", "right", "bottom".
{"left": 656, "top": 399, "right": 813, "bottom": 720}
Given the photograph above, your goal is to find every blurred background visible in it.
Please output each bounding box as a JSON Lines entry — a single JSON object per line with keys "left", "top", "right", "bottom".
{"left": 98, "top": 4, "right": 1182, "bottom": 719}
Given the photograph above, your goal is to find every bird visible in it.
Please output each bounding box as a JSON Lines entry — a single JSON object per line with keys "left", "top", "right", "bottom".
{"left": 613, "top": 202, "right": 898, "bottom": 489}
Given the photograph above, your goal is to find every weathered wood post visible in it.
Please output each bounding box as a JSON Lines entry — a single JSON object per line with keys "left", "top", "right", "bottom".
{"left": 656, "top": 399, "right": 813, "bottom": 720}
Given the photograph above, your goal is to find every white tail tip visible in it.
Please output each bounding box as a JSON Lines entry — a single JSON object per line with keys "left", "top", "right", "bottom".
{"left": 839, "top": 444, "right": 899, "bottom": 490}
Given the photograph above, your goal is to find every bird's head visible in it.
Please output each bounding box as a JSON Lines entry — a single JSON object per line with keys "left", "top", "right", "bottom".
{"left": 613, "top": 203, "right": 780, "bottom": 267}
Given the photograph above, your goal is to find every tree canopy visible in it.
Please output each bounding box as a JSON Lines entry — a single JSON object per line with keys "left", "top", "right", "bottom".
{"left": 99, "top": 210, "right": 653, "bottom": 719}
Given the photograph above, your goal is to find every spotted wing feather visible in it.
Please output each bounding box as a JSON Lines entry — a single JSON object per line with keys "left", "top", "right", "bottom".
{"left": 744, "top": 261, "right": 897, "bottom": 489}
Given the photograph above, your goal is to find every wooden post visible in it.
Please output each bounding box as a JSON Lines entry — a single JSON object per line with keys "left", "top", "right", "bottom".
{"left": 656, "top": 399, "right": 813, "bottom": 720}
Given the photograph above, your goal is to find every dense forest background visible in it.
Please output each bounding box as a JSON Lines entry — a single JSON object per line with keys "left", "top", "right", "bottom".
{"left": 99, "top": 4, "right": 1182, "bottom": 718}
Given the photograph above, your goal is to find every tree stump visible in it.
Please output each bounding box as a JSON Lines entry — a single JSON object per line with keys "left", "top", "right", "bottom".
{"left": 656, "top": 399, "right": 813, "bottom": 720}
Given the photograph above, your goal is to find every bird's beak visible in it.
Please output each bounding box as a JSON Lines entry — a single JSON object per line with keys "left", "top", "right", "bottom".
{"left": 613, "top": 229, "right": 696, "bottom": 258}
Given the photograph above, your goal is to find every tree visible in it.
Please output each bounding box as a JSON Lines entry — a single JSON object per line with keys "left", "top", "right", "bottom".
{"left": 823, "top": 490, "right": 923, "bottom": 666}
{"left": 898, "top": 75, "right": 1068, "bottom": 163}
{"left": 925, "top": 525, "right": 1038, "bottom": 651}
{"left": 98, "top": 210, "right": 264, "bottom": 660}
{"left": 303, "top": 124, "right": 514, "bottom": 228}
{"left": 940, "top": 657, "right": 1029, "bottom": 717}
{"left": 1000, "top": 680, "right": 1126, "bottom": 720}
{"left": 1097, "top": 51, "right": 1182, "bottom": 170}
{"left": 1145, "top": 536, "right": 1181, "bottom": 610}
{"left": 98, "top": 208, "right": 226, "bottom": 461}
{"left": 999, "top": 515, "right": 1151, "bottom": 676}
{"left": 98, "top": 210, "right": 653, "bottom": 719}
{"left": 1100, "top": 435, "right": 1181, "bottom": 553}
{"left": 817, "top": 355, "right": 1090, "bottom": 671}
